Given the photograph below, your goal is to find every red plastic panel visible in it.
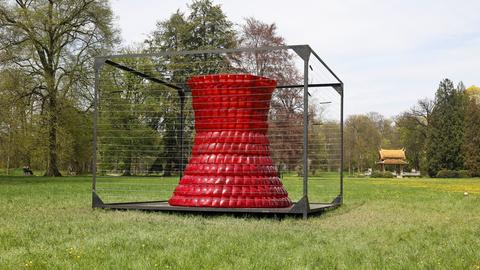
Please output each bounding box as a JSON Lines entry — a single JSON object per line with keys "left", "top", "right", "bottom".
{"left": 168, "top": 74, "right": 292, "bottom": 208}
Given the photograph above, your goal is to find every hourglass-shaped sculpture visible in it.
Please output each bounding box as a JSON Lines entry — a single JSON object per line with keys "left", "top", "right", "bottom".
{"left": 168, "top": 74, "right": 292, "bottom": 208}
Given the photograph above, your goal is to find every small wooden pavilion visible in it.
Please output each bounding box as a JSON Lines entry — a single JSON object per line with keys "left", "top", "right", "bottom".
{"left": 377, "top": 149, "right": 408, "bottom": 177}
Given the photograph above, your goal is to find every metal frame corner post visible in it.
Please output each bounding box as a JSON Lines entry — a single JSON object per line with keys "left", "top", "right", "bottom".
{"left": 301, "top": 47, "right": 312, "bottom": 218}
{"left": 340, "top": 84, "right": 344, "bottom": 204}
{"left": 179, "top": 89, "right": 186, "bottom": 179}
{"left": 92, "top": 57, "right": 105, "bottom": 208}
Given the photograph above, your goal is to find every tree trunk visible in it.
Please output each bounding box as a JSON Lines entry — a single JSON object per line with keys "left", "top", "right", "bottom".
{"left": 6, "top": 155, "right": 10, "bottom": 176}
{"left": 123, "top": 154, "right": 132, "bottom": 176}
{"left": 44, "top": 108, "right": 61, "bottom": 176}
{"left": 149, "top": 157, "right": 164, "bottom": 174}
{"left": 6, "top": 128, "right": 11, "bottom": 175}
{"left": 44, "top": 75, "right": 62, "bottom": 177}
{"left": 163, "top": 162, "right": 172, "bottom": 177}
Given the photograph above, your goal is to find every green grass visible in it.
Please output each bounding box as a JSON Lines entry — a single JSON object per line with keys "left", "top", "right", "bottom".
{"left": 0, "top": 168, "right": 33, "bottom": 176}
{"left": 1, "top": 175, "right": 479, "bottom": 269}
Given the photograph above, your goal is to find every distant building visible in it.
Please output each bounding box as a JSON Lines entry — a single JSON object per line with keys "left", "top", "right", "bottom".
{"left": 377, "top": 149, "right": 408, "bottom": 177}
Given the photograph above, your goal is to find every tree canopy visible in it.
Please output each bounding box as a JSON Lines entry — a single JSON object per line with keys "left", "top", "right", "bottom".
{"left": 0, "top": 0, "right": 117, "bottom": 176}
{"left": 0, "top": 0, "right": 478, "bottom": 179}
{"left": 426, "top": 79, "right": 467, "bottom": 176}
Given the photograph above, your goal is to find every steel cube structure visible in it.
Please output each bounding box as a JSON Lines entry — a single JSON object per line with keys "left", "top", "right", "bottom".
{"left": 92, "top": 45, "right": 344, "bottom": 218}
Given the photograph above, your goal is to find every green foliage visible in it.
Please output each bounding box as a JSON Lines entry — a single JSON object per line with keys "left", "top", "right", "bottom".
{"left": 1, "top": 1, "right": 479, "bottom": 182}
{"left": 308, "top": 122, "right": 341, "bottom": 174}
{"left": 395, "top": 98, "right": 433, "bottom": 172}
{"left": 397, "top": 82, "right": 480, "bottom": 177}
{"left": 344, "top": 113, "right": 403, "bottom": 175}
{"left": 466, "top": 85, "right": 480, "bottom": 99}
{"left": 367, "top": 112, "right": 401, "bottom": 149}
{"left": 436, "top": 169, "right": 471, "bottom": 178}
{"left": 344, "top": 114, "right": 382, "bottom": 173}
{"left": 0, "top": 69, "right": 46, "bottom": 171}
{"left": 187, "top": 0, "right": 237, "bottom": 51}
{"left": 0, "top": 0, "right": 118, "bottom": 176}
{"left": 463, "top": 95, "right": 480, "bottom": 177}
{"left": 426, "top": 79, "right": 467, "bottom": 177}
{"left": 459, "top": 170, "right": 473, "bottom": 178}
{"left": 370, "top": 171, "right": 394, "bottom": 178}
{"left": 436, "top": 170, "right": 456, "bottom": 178}
{"left": 144, "top": 0, "right": 237, "bottom": 176}
{"left": 97, "top": 55, "right": 166, "bottom": 176}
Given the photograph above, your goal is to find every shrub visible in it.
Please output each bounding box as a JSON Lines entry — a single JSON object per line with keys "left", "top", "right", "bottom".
{"left": 436, "top": 169, "right": 472, "bottom": 178}
{"left": 436, "top": 169, "right": 458, "bottom": 178}
{"left": 470, "top": 170, "right": 480, "bottom": 177}
{"left": 370, "top": 171, "right": 394, "bottom": 178}
{"left": 458, "top": 170, "right": 472, "bottom": 178}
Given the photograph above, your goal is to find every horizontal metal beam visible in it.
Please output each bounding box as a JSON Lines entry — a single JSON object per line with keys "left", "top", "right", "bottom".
{"left": 104, "top": 59, "right": 341, "bottom": 93}
{"left": 104, "top": 60, "right": 183, "bottom": 91}
{"left": 276, "top": 83, "right": 342, "bottom": 89}
{"left": 101, "top": 45, "right": 294, "bottom": 60}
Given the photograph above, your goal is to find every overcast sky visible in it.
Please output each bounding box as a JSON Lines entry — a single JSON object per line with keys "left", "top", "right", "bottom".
{"left": 111, "top": 0, "right": 480, "bottom": 117}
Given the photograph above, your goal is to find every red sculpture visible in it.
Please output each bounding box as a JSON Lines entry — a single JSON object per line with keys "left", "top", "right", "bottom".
{"left": 168, "top": 74, "right": 292, "bottom": 208}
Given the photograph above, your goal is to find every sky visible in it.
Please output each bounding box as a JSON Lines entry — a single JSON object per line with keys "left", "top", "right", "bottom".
{"left": 111, "top": 0, "right": 480, "bottom": 117}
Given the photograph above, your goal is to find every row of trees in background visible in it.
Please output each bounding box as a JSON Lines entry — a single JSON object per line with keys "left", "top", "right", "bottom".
{"left": 1, "top": 0, "right": 479, "bottom": 178}
{"left": 344, "top": 112, "right": 400, "bottom": 174}
{"left": 0, "top": 0, "right": 117, "bottom": 176}
{"left": 347, "top": 81, "right": 480, "bottom": 177}
{"left": 407, "top": 82, "right": 480, "bottom": 177}
{"left": 0, "top": 0, "right": 314, "bottom": 176}
{"left": 99, "top": 3, "right": 317, "bottom": 177}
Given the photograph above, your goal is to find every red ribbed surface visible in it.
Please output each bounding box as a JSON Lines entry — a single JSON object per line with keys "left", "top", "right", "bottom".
{"left": 168, "top": 74, "right": 292, "bottom": 208}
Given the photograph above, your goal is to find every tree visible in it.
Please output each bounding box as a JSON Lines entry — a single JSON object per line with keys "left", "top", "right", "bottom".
{"left": 308, "top": 120, "right": 341, "bottom": 174}
{"left": 396, "top": 113, "right": 425, "bottom": 171}
{"left": 238, "top": 18, "right": 305, "bottom": 171}
{"left": 395, "top": 98, "right": 434, "bottom": 171}
{"left": 146, "top": 0, "right": 236, "bottom": 56}
{"left": 238, "top": 18, "right": 302, "bottom": 114}
{"left": 463, "top": 87, "right": 480, "bottom": 176}
{"left": 145, "top": 0, "right": 237, "bottom": 176}
{"left": 0, "top": 0, "right": 117, "bottom": 176}
{"left": 426, "top": 79, "right": 467, "bottom": 176}
{"left": 344, "top": 114, "right": 382, "bottom": 174}
{"left": 466, "top": 85, "right": 480, "bottom": 102}
{"left": 367, "top": 112, "right": 400, "bottom": 149}
{"left": 58, "top": 101, "right": 92, "bottom": 174}
{"left": 0, "top": 68, "right": 35, "bottom": 173}
{"left": 97, "top": 53, "right": 164, "bottom": 176}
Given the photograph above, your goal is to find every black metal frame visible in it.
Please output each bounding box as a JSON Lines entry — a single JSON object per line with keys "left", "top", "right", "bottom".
{"left": 92, "top": 45, "right": 344, "bottom": 218}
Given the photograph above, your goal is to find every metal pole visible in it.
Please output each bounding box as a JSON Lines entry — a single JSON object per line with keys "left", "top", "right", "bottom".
{"left": 340, "top": 84, "right": 344, "bottom": 203}
{"left": 92, "top": 65, "right": 99, "bottom": 196}
{"left": 179, "top": 92, "right": 185, "bottom": 179}
{"left": 302, "top": 56, "right": 309, "bottom": 218}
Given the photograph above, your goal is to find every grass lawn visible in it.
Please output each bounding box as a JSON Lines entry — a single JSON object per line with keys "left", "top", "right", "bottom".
{"left": 0, "top": 175, "right": 479, "bottom": 269}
